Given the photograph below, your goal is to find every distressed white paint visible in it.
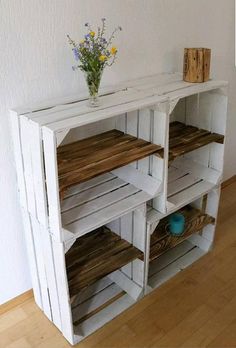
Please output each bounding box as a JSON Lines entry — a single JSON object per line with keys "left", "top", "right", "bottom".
{"left": 0, "top": 0, "right": 235, "bottom": 307}
{"left": 11, "top": 74, "right": 227, "bottom": 344}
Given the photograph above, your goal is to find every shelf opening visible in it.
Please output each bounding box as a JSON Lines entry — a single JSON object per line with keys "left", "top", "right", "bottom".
{"left": 149, "top": 205, "right": 215, "bottom": 262}
{"left": 66, "top": 226, "right": 143, "bottom": 297}
{"left": 57, "top": 129, "right": 163, "bottom": 199}
{"left": 168, "top": 121, "right": 224, "bottom": 162}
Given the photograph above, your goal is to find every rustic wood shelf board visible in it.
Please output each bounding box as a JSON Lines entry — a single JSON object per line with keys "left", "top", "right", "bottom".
{"left": 149, "top": 205, "right": 215, "bottom": 262}
{"left": 66, "top": 226, "right": 143, "bottom": 296}
{"left": 58, "top": 129, "right": 162, "bottom": 198}
{"left": 169, "top": 121, "right": 224, "bottom": 161}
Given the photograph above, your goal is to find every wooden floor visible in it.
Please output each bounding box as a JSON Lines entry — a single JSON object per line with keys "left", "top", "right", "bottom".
{"left": 1, "top": 182, "right": 236, "bottom": 348}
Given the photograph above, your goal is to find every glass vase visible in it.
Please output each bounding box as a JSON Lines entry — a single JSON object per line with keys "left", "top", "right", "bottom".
{"left": 84, "top": 69, "right": 103, "bottom": 108}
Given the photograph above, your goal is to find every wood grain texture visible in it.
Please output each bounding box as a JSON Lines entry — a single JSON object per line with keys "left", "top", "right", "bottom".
{"left": 57, "top": 130, "right": 162, "bottom": 199}
{"left": 222, "top": 174, "right": 236, "bottom": 189}
{"left": 73, "top": 291, "right": 125, "bottom": 327}
{"left": 183, "top": 48, "right": 211, "bottom": 83}
{"left": 149, "top": 205, "right": 215, "bottom": 262}
{"left": 0, "top": 290, "right": 33, "bottom": 316}
{"left": 0, "top": 182, "right": 235, "bottom": 348}
{"left": 66, "top": 227, "right": 143, "bottom": 296}
{"left": 169, "top": 121, "right": 224, "bottom": 161}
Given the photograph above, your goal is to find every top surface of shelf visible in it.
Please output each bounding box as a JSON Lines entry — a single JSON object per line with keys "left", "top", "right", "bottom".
{"left": 58, "top": 129, "right": 162, "bottom": 198}
{"left": 66, "top": 226, "right": 143, "bottom": 295}
{"left": 13, "top": 73, "right": 228, "bottom": 132}
{"left": 169, "top": 121, "right": 224, "bottom": 161}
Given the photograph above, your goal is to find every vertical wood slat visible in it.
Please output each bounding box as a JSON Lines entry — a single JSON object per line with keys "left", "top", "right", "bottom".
{"left": 201, "top": 186, "right": 221, "bottom": 243}
{"left": 9, "top": 111, "right": 28, "bottom": 209}
{"left": 115, "top": 113, "right": 126, "bottom": 132}
{"left": 10, "top": 111, "right": 42, "bottom": 308}
{"left": 29, "top": 120, "right": 61, "bottom": 330}
{"left": 120, "top": 212, "right": 133, "bottom": 277}
{"left": 29, "top": 120, "right": 48, "bottom": 225}
{"left": 42, "top": 127, "right": 62, "bottom": 241}
{"left": 21, "top": 209, "right": 43, "bottom": 309}
{"left": 144, "top": 221, "right": 155, "bottom": 294}
{"left": 52, "top": 240, "right": 74, "bottom": 344}
{"left": 201, "top": 91, "right": 228, "bottom": 135}
{"left": 138, "top": 109, "right": 151, "bottom": 174}
{"left": 152, "top": 107, "right": 169, "bottom": 213}
{"left": 126, "top": 110, "right": 138, "bottom": 169}
{"left": 132, "top": 204, "right": 146, "bottom": 288}
{"left": 30, "top": 216, "right": 52, "bottom": 319}
{"left": 185, "top": 93, "right": 210, "bottom": 169}
{"left": 106, "top": 218, "right": 121, "bottom": 237}
{"left": 19, "top": 115, "right": 51, "bottom": 317}
{"left": 20, "top": 116, "right": 37, "bottom": 216}
{"left": 42, "top": 127, "right": 74, "bottom": 343}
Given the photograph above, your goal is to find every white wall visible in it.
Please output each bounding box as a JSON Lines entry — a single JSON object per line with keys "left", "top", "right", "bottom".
{"left": 0, "top": 0, "right": 235, "bottom": 304}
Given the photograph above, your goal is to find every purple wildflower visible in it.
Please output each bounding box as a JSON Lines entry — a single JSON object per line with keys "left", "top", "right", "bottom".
{"left": 72, "top": 48, "right": 80, "bottom": 61}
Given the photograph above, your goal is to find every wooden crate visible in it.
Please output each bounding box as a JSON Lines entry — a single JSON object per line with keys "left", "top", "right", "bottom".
{"left": 146, "top": 188, "right": 220, "bottom": 292}
{"left": 10, "top": 73, "right": 228, "bottom": 344}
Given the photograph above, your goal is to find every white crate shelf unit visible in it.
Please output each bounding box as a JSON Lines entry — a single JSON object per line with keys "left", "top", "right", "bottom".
{"left": 10, "top": 73, "right": 228, "bottom": 345}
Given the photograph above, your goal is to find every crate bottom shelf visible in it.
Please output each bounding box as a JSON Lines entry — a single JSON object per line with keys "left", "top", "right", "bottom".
{"left": 167, "top": 158, "right": 219, "bottom": 212}
{"left": 74, "top": 293, "right": 134, "bottom": 341}
{"left": 62, "top": 173, "right": 152, "bottom": 240}
{"left": 148, "top": 241, "right": 206, "bottom": 290}
{"left": 66, "top": 226, "right": 143, "bottom": 297}
{"left": 72, "top": 277, "right": 135, "bottom": 343}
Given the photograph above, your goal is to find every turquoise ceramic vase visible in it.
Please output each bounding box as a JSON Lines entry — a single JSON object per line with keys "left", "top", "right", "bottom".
{"left": 168, "top": 213, "right": 185, "bottom": 236}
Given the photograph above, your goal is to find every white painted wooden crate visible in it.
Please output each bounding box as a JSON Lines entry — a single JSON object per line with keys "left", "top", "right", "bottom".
{"left": 146, "top": 187, "right": 221, "bottom": 293}
{"left": 10, "top": 73, "right": 228, "bottom": 345}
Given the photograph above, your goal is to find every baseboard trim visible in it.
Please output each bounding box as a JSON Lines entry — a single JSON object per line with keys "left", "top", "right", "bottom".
{"left": 0, "top": 289, "right": 33, "bottom": 315}
{"left": 222, "top": 175, "right": 236, "bottom": 189}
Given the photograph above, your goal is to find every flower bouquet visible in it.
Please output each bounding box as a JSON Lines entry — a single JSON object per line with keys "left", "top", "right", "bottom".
{"left": 68, "top": 18, "right": 122, "bottom": 107}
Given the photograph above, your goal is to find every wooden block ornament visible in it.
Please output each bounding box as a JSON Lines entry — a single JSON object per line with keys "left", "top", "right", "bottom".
{"left": 183, "top": 48, "right": 211, "bottom": 83}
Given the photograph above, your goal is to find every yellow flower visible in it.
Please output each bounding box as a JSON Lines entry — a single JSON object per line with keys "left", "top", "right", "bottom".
{"left": 80, "top": 39, "right": 85, "bottom": 44}
{"left": 99, "top": 55, "right": 107, "bottom": 62}
{"left": 90, "top": 31, "right": 95, "bottom": 37}
{"left": 111, "top": 46, "right": 117, "bottom": 55}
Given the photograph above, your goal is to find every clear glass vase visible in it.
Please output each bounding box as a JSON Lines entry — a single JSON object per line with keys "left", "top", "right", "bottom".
{"left": 84, "top": 69, "right": 103, "bottom": 108}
